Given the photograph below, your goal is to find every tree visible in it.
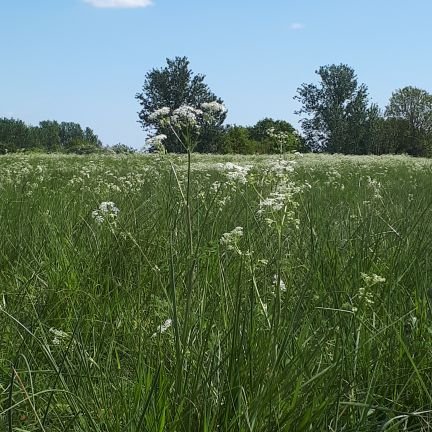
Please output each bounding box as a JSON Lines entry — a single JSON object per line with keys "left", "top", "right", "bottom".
{"left": 135, "top": 56, "right": 226, "bottom": 152}
{"left": 295, "top": 64, "right": 377, "bottom": 154}
{"left": 0, "top": 118, "right": 33, "bottom": 150}
{"left": 38, "top": 120, "right": 61, "bottom": 151}
{"left": 220, "top": 125, "right": 257, "bottom": 154}
{"left": 385, "top": 86, "right": 432, "bottom": 156}
{"left": 248, "top": 118, "right": 301, "bottom": 153}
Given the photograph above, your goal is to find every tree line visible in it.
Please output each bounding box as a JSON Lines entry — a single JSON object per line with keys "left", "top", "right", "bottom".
{"left": 2, "top": 56, "right": 432, "bottom": 156}
{"left": 137, "top": 57, "right": 432, "bottom": 156}
{"left": 0, "top": 119, "right": 104, "bottom": 154}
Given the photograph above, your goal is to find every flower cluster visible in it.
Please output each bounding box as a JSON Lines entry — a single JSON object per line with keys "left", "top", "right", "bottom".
{"left": 360, "top": 273, "right": 386, "bottom": 286}
{"left": 148, "top": 107, "right": 171, "bottom": 122}
{"left": 266, "top": 128, "right": 299, "bottom": 153}
{"left": 201, "top": 101, "right": 227, "bottom": 120}
{"left": 49, "top": 327, "right": 69, "bottom": 346}
{"left": 92, "top": 201, "right": 120, "bottom": 224}
{"left": 220, "top": 226, "right": 244, "bottom": 254}
{"left": 171, "top": 105, "right": 203, "bottom": 128}
{"left": 148, "top": 102, "right": 227, "bottom": 130}
{"left": 146, "top": 134, "right": 167, "bottom": 153}
{"left": 216, "top": 162, "right": 252, "bottom": 184}
{"left": 273, "top": 274, "right": 287, "bottom": 293}
{"left": 152, "top": 318, "right": 172, "bottom": 338}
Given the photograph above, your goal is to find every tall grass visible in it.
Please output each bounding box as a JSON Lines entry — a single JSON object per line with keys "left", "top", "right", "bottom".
{"left": 1, "top": 153, "right": 432, "bottom": 431}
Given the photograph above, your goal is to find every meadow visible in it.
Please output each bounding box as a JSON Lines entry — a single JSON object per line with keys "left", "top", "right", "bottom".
{"left": 1, "top": 152, "right": 432, "bottom": 431}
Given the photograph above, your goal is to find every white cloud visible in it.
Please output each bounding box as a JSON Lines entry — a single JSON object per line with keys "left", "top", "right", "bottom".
{"left": 84, "top": 0, "right": 152, "bottom": 8}
{"left": 290, "top": 22, "right": 305, "bottom": 30}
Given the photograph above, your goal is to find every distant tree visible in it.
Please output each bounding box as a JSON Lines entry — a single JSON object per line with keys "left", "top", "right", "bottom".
{"left": 135, "top": 56, "right": 226, "bottom": 152}
{"left": 295, "top": 64, "right": 377, "bottom": 154}
{"left": 110, "top": 143, "right": 136, "bottom": 154}
{"left": 0, "top": 118, "right": 32, "bottom": 150}
{"left": 0, "top": 117, "right": 102, "bottom": 154}
{"left": 220, "top": 125, "right": 257, "bottom": 154}
{"left": 249, "top": 118, "right": 295, "bottom": 141}
{"left": 248, "top": 118, "right": 301, "bottom": 153}
{"left": 385, "top": 86, "right": 432, "bottom": 156}
{"left": 38, "top": 120, "right": 61, "bottom": 151}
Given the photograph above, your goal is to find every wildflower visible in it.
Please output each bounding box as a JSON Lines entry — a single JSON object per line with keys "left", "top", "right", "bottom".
{"left": 171, "top": 105, "right": 203, "bottom": 128}
{"left": 152, "top": 319, "right": 172, "bottom": 337}
{"left": 360, "top": 273, "right": 386, "bottom": 286}
{"left": 258, "top": 182, "right": 301, "bottom": 216}
{"left": 92, "top": 201, "right": 120, "bottom": 224}
{"left": 217, "top": 162, "right": 251, "bottom": 184}
{"left": 201, "top": 101, "right": 227, "bottom": 115}
{"left": 146, "top": 134, "right": 167, "bottom": 153}
{"left": 49, "top": 327, "right": 69, "bottom": 345}
{"left": 267, "top": 159, "right": 296, "bottom": 177}
{"left": 201, "top": 101, "right": 227, "bottom": 123}
{"left": 148, "top": 107, "right": 171, "bottom": 123}
{"left": 220, "top": 226, "right": 244, "bottom": 253}
{"left": 273, "top": 274, "right": 287, "bottom": 292}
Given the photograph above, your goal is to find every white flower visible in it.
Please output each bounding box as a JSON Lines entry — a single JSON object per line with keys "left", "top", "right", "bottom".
{"left": 268, "top": 159, "right": 296, "bottom": 176}
{"left": 152, "top": 318, "right": 172, "bottom": 337}
{"left": 92, "top": 201, "right": 120, "bottom": 224}
{"left": 49, "top": 327, "right": 69, "bottom": 345}
{"left": 273, "top": 274, "right": 287, "bottom": 292}
{"left": 360, "top": 273, "right": 386, "bottom": 286}
{"left": 217, "top": 162, "right": 252, "bottom": 184}
{"left": 220, "top": 226, "right": 244, "bottom": 253}
{"left": 146, "top": 134, "right": 167, "bottom": 153}
{"left": 201, "top": 101, "right": 227, "bottom": 114}
{"left": 148, "top": 107, "right": 171, "bottom": 122}
{"left": 201, "top": 102, "right": 227, "bottom": 123}
{"left": 171, "top": 105, "right": 203, "bottom": 128}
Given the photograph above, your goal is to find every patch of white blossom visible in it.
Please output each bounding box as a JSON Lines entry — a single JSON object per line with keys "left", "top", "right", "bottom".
{"left": 92, "top": 201, "right": 120, "bottom": 224}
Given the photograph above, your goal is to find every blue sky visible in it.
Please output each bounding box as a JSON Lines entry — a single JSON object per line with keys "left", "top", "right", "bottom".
{"left": 1, "top": 0, "right": 432, "bottom": 149}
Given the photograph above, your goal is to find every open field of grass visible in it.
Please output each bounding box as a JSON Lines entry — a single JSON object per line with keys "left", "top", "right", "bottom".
{"left": 1, "top": 152, "right": 432, "bottom": 431}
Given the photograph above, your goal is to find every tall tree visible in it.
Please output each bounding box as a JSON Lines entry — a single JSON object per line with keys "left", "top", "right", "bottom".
{"left": 385, "top": 86, "right": 432, "bottom": 156}
{"left": 248, "top": 118, "right": 301, "bottom": 153}
{"left": 295, "top": 64, "right": 376, "bottom": 154}
{"left": 135, "top": 56, "right": 226, "bottom": 152}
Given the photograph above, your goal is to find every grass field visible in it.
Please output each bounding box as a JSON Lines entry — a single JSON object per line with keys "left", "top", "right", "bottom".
{"left": 1, "top": 152, "right": 432, "bottom": 431}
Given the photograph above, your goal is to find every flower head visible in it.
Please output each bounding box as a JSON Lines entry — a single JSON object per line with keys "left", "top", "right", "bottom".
{"left": 92, "top": 201, "right": 120, "bottom": 224}
{"left": 152, "top": 318, "right": 172, "bottom": 337}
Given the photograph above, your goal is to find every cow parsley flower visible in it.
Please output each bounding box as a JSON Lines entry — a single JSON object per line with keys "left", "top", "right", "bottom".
{"left": 92, "top": 201, "right": 120, "bottom": 224}
{"left": 220, "top": 226, "right": 244, "bottom": 254}
{"left": 273, "top": 274, "right": 287, "bottom": 292}
{"left": 148, "top": 107, "right": 171, "bottom": 123}
{"left": 217, "top": 162, "right": 252, "bottom": 184}
{"left": 152, "top": 318, "right": 172, "bottom": 337}
{"left": 360, "top": 273, "right": 386, "bottom": 286}
{"left": 146, "top": 134, "right": 167, "bottom": 153}
{"left": 171, "top": 105, "right": 203, "bottom": 128}
{"left": 201, "top": 101, "right": 227, "bottom": 122}
{"left": 49, "top": 327, "right": 69, "bottom": 345}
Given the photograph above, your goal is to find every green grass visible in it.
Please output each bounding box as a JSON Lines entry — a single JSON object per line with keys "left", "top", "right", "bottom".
{"left": 1, "top": 152, "right": 432, "bottom": 431}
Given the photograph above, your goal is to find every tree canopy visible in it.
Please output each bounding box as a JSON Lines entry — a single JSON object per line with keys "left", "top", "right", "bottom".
{"left": 295, "top": 64, "right": 378, "bottom": 154}
{"left": 136, "top": 56, "right": 226, "bottom": 152}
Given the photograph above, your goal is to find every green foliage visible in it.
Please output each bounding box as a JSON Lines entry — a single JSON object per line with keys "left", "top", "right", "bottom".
{"left": 219, "top": 125, "right": 257, "bottom": 154}
{"left": 295, "top": 64, "right": 378, "bottom": 154}
{"left": 0, "top": 118, "right": 102, "bottom": 153}
{"left": 136, "top": 56, "right": 226, "bottom": 153}
{"left": 1, "top": 153, "right": 432, "bottom": 431}
{"left": 218, "top": 119, "right": 303, "bottom": 155}
{"left": 110, "top": 143, "right": 137, "bottom": 154}
{"left": 385, "top": 86, "right": 432, "bottom": 156}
